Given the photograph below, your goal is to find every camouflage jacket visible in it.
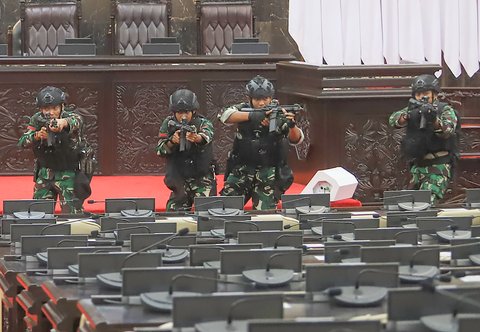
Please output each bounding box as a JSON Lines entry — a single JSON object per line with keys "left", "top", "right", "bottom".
{"left": 389, "top": 104, "right": 458, "bottom": 139}
{"left": 18, "top": 107, "right": 84, "bottom": 150}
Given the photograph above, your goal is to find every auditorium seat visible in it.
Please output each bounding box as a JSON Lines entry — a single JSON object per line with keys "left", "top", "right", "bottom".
{"left": 110, "top": 0, "right": 171, "bottom": 55}
{"left": 195, "top": 0, "right": 254, "bottom": 55}
{"left": 18, "top": 0, "right": 81, "bottom": 56}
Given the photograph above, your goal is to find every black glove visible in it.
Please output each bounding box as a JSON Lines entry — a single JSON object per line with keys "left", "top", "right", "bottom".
{"left": 248, "top": 110, "right": 266, "bottom": 124}
{"left": 420, "top": 103, "right": 437, "bottom": 122}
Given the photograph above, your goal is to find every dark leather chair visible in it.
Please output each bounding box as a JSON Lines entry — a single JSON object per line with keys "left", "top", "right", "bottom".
{"left": 196, "top": 0, "right": 255, "bottom": 55}
{"left": 19, "top": 0, "right": 81, "bottom": 56}
{"left": 110, "top": 0, "right": 171, "bottom": 55}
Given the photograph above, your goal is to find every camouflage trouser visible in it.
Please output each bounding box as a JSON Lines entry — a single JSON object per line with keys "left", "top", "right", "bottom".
{"left": 34, "top": 167, "right": 82, "bottom": 213}
{"left": 410, "top": 163, "right": 452, "bottom": 204}
{"left": 166, "top": 173, "right": 215, "bottom": 211}
{"left": 221, "top": 164, "right": 277, "bottom": 210}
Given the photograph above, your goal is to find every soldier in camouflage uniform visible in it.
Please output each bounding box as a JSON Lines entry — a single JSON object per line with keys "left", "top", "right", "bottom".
{"left": 18, "top": 86, "right": 85, "bottom": 213}
{"left": 218, "top": 76, "right": 304, "bottom": 210}
{"left": 156, "top": 89, "right": 215, "bottom": 211}
{"left": 389, "top": 74, "right": 460, "bottom": 204}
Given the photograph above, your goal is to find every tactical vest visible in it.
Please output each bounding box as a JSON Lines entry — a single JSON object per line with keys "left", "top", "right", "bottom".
{"left": 33, "top": 129, "right": 80, "bottom": 171}
{"left": 233, "top": 103, "right": 290, "bottom": 167}
{"left": 165, "top": 115, "right": 213, "bottom": 180}
{"left": 401, "top": 102, "right": 460, "bottom": 165}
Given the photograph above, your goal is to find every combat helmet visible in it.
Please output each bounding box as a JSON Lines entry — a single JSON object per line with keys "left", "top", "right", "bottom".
{"left": 169, "top": 89, "right": 199, "bottom": 112}
{"left": 411, "top": 74, "right": 441, "bottom": 96}
{"left": 246, "top": 75, "right": 275, "bottom": 99}
{"left": 36, "top": 86, "right": 66, "bottom": 108}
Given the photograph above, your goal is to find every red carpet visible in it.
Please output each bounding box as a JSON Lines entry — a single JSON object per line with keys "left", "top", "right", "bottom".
{"left": 0, "top": 176, "right": 361, "bottom": 214}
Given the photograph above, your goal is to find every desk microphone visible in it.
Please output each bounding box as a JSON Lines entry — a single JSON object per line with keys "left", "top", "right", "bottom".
{"left": 153, "top": 236, "right": 190, "bottom": 263}
{"left": 435, "top": 218, "right": 471, "bottom": 242}
{"left": 194, "top": 199, "right": 241, "bottom": 217}
{"left": 211, "top": 220, "right": 260, "bottom": 238}
{"left": 283, "top": 223, "right": 301, "bottom": 230}
{"left": 419, "top": 285, "right": 480, "bottom": 332}
{"left": 323, "top": 221, "right": 355, "bottom": 241}
{"left": 139, "top": 273, "right": 255, "bottom": 312}
{"left": 242, "top": 251, "right": 297, "bottom": 286}
{"left": 398, "top": 247, "right": 440, "bottom": 283}
{"left": 282, "top": 196, "right": 327, "bottom": 214}
{"left": 392, "top": 229, "right": 419, "bottom": 245}
{"left": 194, "top": 296, "right": 281, "bottom": 332}
{"left": 13, "top": 199, "right": 55, "bottom": 219}
{"left": 40, "top": 217, "right": 99, "bottom": 235}
{"left": 87, "top": 199, "right": 153, "bottom": 217}
{"left": 121, "top": 228, "right": 189, "bottom": 268}
{"left": 381, "top": 193, "right": 430, "bottom": 211}
{"left": 56, "top": 238, "right": 124, "bottom": 247}
{"left": 330, "top": 268, "right": 397, "bottom": 307}
{"left": 446, "top": 241, "right": 480, "bottom": 266}
{"left": 272, "top": 233, "right": 303, "bottom": 249}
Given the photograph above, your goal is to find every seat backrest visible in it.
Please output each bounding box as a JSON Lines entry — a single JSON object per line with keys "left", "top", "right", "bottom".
{"left": 20, "top": 0, "right": 81, "bottom": 56}
{"left": 112, "top": 0, "right": 171, "bottom": 56}
{"left": 196, "top": 0, "right": 254, "bottom": 55}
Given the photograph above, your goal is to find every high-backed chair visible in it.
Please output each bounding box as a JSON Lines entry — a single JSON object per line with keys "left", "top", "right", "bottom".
{"left": 20, "top": 0, "right": 81, "bottom": 56}
{"left": 110, "top": 0, "right": 171, "bottom": 56}
{"left": 196, "top": 0, "right": 255, "bottom": 55}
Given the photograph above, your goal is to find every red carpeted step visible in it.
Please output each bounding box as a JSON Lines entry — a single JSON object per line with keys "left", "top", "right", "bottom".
{"left": 0, "top": 175, "right": 361, "bottom": 214}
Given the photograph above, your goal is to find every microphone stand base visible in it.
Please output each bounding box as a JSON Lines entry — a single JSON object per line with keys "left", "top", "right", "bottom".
{"left": 140, "top": 291, "right": 199, "bottom": 312}
{"left": 333, "top": 286, "right": 387, "bottom": 307}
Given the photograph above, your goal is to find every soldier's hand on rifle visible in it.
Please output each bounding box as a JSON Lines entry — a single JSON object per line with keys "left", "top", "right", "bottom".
{"left": 282, "top": 108, "right": 297, "bottom": 128}
{"left": 49, "top": 118, "right": 67, "bottom": 132}
{"left": 261, "top": 110, "right": 273, "bottom": 127}
{"left": 34, "top": 127, "right": 48, "bottom": 141}
{"left": 170, "top": 130, "right": 181, "bottom": 144}
{"left": 186, "top": 132, "right": 203, "bottom": 144}
{"left": 248, "top": 110, "right": 268, "bottom": 125}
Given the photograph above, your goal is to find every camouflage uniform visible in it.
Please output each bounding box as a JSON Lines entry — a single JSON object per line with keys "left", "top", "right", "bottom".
{"left": 219, "top": 102, "right": 304, "bottom": 210}
{"left": 389, "top": 104, "right": 458, "bottom": 204}
{"left": 18, "top": 108, "right": 84, "bottom": 213}
{"left": 156, "top": 114, "right": 215, "bottom": 211}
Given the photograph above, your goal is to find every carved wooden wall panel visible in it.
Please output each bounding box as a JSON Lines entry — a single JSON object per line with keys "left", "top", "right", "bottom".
{"left": 114, "top": 83, "right": 182, "bottom": 174}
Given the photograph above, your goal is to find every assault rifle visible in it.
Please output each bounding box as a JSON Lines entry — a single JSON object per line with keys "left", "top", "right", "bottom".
{"left": 408, "top": 96, "right": 438, "bottom": 130}
{"left": 168, "top": 119, "right": 197, "bottom": 152}
{"left": 241, "top": 102, "right": 303, "bottom": 133}
{"left": 37, "top": 114, "right": 58, "bottom": 147}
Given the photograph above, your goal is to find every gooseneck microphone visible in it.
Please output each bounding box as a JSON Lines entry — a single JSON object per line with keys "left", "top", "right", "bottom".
{"left": 40, "top": 217, "right": 100, "bottom": 235}
{"left": 56, "top": 238, "right": 124, "bottom": 247}
{"left": 13, "top": 199, "right": 55, "bottom": 219}
{"left": 211, "top": 220, "right": 260, "bottom": 238}
{"left": 121, "top": 228, "right": 189, "bottom": 268}
{"left": 419, "top": 286, "right": 480, "bottom": 332}
{"left": 139, "top": 273, "right": 256, "bottom": 312}
{"left": 193, "top": 296, "right": 286, "bottom": 332}
{"left": 282, "top": 195, "right": 328, "bottom": 214}
{"left": 381, "top": 193, "right": 430, "bottom": 211}
{"left": 332, "top": 268, "right": 399, "bottom": 307}
{"left": 399, "top": 247, "right": 441, "bottom": 283}
{"left": 435, "top": 218, "right": 471, "bottom": 242}
{"left": 242, "top": 251, "right": 298, "bottom": 286}
{"left": 283, "top": 223, "right": 301, "bottom": 230}
{"left": 273, "top": 233, "right": 303, "bottom": 249}
{"left": 167, "top": 273, "right": 254, "bottom": 295}
{"left": 194, "top": 199, "right": 241, "bottom": 217}
{"left": 392, "top": 229, "right": 419, "bottom": 244}
{"left": 87, "top": 199, "right": 153, "bottom": 217}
